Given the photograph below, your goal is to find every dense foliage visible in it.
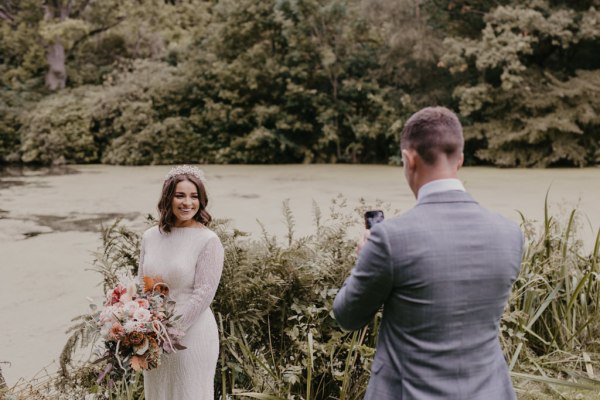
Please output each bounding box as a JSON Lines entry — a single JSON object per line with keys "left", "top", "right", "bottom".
{"left": 442, "top": 1, "right": 600, "bottom": 166}
{"left": 1, "top": 0, "right": 599, "bottom": 166}
{"left": 3, "top": 198, "right": 599, "bottom": 399}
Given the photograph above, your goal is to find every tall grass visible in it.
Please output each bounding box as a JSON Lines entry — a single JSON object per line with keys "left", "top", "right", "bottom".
{"left": 503, "top": 194, "right": 600, "bottom": 397}
{"left": 3, "top": 197, "right": 599, "bottom": 400}
{"left": 212, "top": 197, "right": 376, "bottom": 399}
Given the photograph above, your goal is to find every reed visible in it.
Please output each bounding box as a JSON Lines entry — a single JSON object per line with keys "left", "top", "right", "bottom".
{"left": 503, "top": 194, "right": 600, "bottom": 394}
{"left": 4, "top": 197, "right": 599, "bottom": 399}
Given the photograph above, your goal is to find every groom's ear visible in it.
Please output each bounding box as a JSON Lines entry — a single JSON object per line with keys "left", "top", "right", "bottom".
{"left": 457, "top": 152, "right": 464, "bottom": 170}
{"left": 401, "top": 149, "right": 416, "bottom": 171}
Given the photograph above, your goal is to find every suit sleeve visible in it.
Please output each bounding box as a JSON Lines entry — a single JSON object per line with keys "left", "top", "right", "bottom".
{"left": 333, "top": 223, "right": 394, "bottom": 331}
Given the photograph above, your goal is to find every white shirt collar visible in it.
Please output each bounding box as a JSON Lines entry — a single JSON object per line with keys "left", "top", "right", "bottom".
{"left": 417, "top": 178, "right": 466, "bottom": 201}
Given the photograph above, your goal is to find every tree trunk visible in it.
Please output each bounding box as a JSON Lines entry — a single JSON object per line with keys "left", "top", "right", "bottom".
{"left": 44, "top": 1, "right": 69, "bottom": 91}
{"left": 45, "top": 41, "right": 67, "bottom": 90}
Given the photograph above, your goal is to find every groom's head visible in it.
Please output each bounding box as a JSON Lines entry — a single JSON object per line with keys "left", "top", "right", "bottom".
{"left": 401, "top": 106, "right": 464, "bottom": 164}
{"left": 400, "top": 107, "right": 464, "bottom": 195}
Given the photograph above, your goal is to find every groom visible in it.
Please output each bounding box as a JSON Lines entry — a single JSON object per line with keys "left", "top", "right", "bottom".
{"left": 333, "top": 107, "right": 523, "bottom": 399}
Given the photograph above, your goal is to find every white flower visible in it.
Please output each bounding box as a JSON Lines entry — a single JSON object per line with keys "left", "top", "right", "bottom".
{"left": 108, "top": 305, "right": 125, "bottom": 320}
{"left": 99, "top": 306, "right": 121, "bottom": 324}
{"left": 123, "top": 300, "right": 140, "bottom": 316}
{"left": 116, "top": 271, "right": 135, "bottom": 287}
{"left": 133, "top": 307, "right": 151, "bottom": 323}
{"left": 100, "top": 321, "right": 114, "bottom": 338}
{"left": 99, "top": 308, "right": 111, "bottom": 322}
{"left": 123, "top": 320, "right": 142, "bottom": 333}
{"left": 135, "top": 337, "right": 149, "bottom": 355}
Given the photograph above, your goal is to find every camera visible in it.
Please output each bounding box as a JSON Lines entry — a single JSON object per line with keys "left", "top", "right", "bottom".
{"left": 364, "top": 210, "right": 384, "bottom": 229}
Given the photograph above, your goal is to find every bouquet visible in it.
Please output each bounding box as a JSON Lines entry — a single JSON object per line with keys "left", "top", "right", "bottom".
{"left": 92, "top": 272, "right": 185, "bottom": 379}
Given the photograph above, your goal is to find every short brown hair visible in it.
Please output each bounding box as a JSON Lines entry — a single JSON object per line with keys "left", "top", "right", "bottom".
{"left": 400, "top": 107, "right": 464, "bottom": 165}
{"left": 158, "top": 174, "right": 212, "bottom": 233}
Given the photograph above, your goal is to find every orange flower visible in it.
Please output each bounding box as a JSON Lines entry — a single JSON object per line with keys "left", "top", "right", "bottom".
{"left": 143, "top": 276, "right": 159, "bottom": 293}
{"left": 130, "top": 355, "right": 149, "bottom": 371}
{"left": 143, "top": 275, "right": 170, "bottom": 296}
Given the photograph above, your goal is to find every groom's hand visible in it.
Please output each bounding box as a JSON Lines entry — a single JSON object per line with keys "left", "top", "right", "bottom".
{"left": 356, "top": 229, "right": 371, "bottom": 255}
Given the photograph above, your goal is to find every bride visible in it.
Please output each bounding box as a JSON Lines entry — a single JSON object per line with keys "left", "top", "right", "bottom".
{"left": 137, "top": 165, "right": 224, "bottom": 399}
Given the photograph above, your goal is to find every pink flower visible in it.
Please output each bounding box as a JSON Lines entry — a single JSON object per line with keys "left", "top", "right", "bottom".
{"left": 109, "top": 322, "right": 125, "bottom": 340}
{"left": 110, "top": 285, "right": 127, "bottom": 305}
{"left": 133, "top": 308, "right": 151, "bottom": 323}
{"left": 136, "top": 298, "right": 150, "bottom": 309}
{"left": 120, "top": 282, "right": 137, "bottom": 303}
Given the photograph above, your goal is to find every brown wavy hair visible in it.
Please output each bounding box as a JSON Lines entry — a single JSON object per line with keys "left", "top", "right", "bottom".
{"left": 158, "top": 174, "right": 212, "bottom": 233}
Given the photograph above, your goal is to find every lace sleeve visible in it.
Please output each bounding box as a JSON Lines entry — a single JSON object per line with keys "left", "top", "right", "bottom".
{"left": 178, "top": 235, "right": 224, "bottom": 331}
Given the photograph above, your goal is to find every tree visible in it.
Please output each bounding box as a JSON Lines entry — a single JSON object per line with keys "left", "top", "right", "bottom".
{"left": 441, "top": 1, "right": 600, "bottom": 166}
{"left": 40, "top": 0, "right": 133, "bottom": 90}
{"left": 177, "top": 0, "right": 404, "bottom": 163}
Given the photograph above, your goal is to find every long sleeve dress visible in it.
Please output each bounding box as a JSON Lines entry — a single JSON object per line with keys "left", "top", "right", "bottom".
{"left": 137, "top": 225, "right": 224, "bottom": 400}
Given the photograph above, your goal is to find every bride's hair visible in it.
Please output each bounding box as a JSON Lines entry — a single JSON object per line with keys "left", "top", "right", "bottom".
{"left": 157, "top": 174, "right": 212, "bottom": 233}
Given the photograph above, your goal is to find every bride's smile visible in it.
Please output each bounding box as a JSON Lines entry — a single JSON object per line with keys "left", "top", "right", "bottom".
{"left": 171, "top": 180, "right": 200, "bottom": 226}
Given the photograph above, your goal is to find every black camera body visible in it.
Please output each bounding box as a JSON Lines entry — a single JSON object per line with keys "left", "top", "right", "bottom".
{"left": 364, "top": 210, "right": 384, "bottom": 229}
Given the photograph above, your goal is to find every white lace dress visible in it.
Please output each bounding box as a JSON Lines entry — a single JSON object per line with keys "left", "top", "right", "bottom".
{"left": 137, "top": 225, "right": 224, "bottom": 400}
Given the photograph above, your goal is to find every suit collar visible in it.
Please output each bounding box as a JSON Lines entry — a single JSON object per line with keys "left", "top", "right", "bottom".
{"left": 417, "top": 179, "right": 465, "bottom": 201}
{"left": 416, "top": 190, "right": 478, "bottom": 206}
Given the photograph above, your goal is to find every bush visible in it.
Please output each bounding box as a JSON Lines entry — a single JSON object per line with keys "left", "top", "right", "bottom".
{"left": 5, "top": 198, "right": 600, "bottom": 399}
{"left": 17, "top": 60, "right": 209, "bottom": 166}
{"left": 19, "top": 87, "right": 100, "bottom": 165}
{"left": 0, "top": 98, "right": 21, "bottom": 163}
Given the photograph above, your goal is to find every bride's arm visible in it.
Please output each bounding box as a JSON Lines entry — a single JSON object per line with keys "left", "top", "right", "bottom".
{"left": 178, "top": 235, "right": 224, "bottom": 331}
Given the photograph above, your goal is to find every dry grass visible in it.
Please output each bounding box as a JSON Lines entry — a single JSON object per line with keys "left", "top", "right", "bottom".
{"left": 3, "top": 197, "right": 599, "bottom": 399}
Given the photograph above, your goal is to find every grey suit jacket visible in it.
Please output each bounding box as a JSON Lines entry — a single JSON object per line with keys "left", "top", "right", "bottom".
{"left": 333, "top": 191, "right": 523, "bottom": 400}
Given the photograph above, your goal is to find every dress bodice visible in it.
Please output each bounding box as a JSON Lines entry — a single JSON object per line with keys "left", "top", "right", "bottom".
{"left": 138, "top": 225, "right": 224, "bottom": 331}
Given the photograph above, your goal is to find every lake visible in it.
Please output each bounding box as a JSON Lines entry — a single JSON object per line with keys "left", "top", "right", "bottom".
{"left": 0, "top": 164, "right": 598, "bottom": 385}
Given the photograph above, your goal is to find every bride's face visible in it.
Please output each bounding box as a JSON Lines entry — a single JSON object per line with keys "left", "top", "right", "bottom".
{"left": 171, "top": 180, "right": 200, "bottom": 226}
